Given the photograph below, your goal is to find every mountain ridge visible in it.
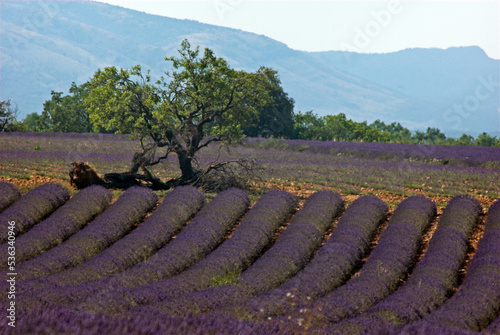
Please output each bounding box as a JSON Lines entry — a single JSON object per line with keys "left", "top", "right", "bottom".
{"left": 1, "top": 0, "right": 498, "bottom": 137}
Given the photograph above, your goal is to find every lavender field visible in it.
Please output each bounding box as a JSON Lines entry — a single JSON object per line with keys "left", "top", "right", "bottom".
{"left": 0, "top": 132, "right": 499, "bottom": 204}
{"left": 0, "top": 132, "right": 500, "bottom": 334}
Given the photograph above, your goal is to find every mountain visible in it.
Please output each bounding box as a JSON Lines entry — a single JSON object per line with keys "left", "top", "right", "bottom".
{"left": 1, "top": 1, "right": 499, "bottom": 137}
{"left": 310, "top": 48, "right": 500, "bottom": 135}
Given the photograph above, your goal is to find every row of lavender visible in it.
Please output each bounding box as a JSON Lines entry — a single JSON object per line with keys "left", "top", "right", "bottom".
{"left": 40, "top": 186, "right": 205, "bottom": 286}
{"left": 0, "top": 182, "right": 21, "bottom": 212}
{"left": 398, "top": 199, "right": 500, "bottom": 334}
{"left": 3, "top": 131, "right": 497, "bottom": 164}
{"left": 74, "top": 191, "right": 383, "bottom": 320}
{"left": 0, "top": 182, "right": 70, "bottom": 244}
{"left": 325, "top": 195, "right": 483, "bottom": 334}
{"left": 238, "top": 195, "right": 389, "bottom": 319}
{"left": 0, "top": 185, "right": 112, "bottom": 268}
{"left": 245, "top": 137, "right": 500, "bottom": 165}
{"left": 15, "top": 186, "right": 206, "bottom": 308}
{"left": 0, "top": 184, "right": 168, "bottom": 299}
{"left": 14, "top": 186, "right": 158, "bottom": 281}
{"left": 1, "top": 184, "right": 344, "bottom": 321}
{"left": 1, "top": 181, "right": 499, "bottom": 334}
{"left": 0, "top": 182, "right": 300, "bottom": 334}
{"left": 0, "top": 301, "right": 297, "bottom": 335}
{"left": 76, "top": 189, "right": 301, "bottom": 314}
{"left": 15, "top": 186, "right": 250, "bottom": 307}
{"left": 303, "top": 195, "right": 437, "bottom": 326}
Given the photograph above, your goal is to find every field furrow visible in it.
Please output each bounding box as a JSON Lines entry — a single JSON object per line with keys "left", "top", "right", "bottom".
{"left": 0, "top": 127, "right": 498, "bottom": 335}
{"left": 70, "top": 188, "right": 250, "bottom": 314}
{"left": 236, "top": 195, "right": 388, "bottom": 318}
{"left": 37, "top": 185, "right": 205, "bottom": 286}
{"left": 0, "top": 185, "right": 112, "bottom": 267}
{"left": 304, "top": 195, "right": 437, "bottom": 324}
{"left": 416, "top": 199, "right": 500, "bottom": 332}
{"left": 129, "top": 190, "right": 347, "bottom": 317}
{"left": 326, "top": 195, "right": 482, "bottom": 334}
{"left": 92, "top": 190, "right": 298, "bottom": 308}
{"left": 14, "top": 186, "right": 157, "bottom": 280}
{"left": 0, "top": 183, "right": 70, "bottom": 243}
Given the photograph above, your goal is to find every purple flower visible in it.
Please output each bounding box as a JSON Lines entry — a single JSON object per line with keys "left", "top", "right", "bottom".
{"left": 76, "top": 188, "right": 250, "bottom": 314}
{"left": 0, "top": 181, "right": 20, "bottom": 213}
{"left": 125, "top": 190, "right": 344, "bottom": 317}
{"left": 0, "top": 183, "right": 70, "bottom": 243}
{"left": 328, "top": 195, "right": 482, "bottom": 334}
{"left": 0, "top": 185, "right": 112, "bottom": 268}
{"left": 308, "top": 195, "right": 436, "bottom": 324}
{"left": 15, "top": 186, "right": 157, "bottom": 280}
{"left": 419, "top": 199, "right": 500, "bottom": 332}
{"left": 240, "top": 195, "right": 387, "bottom": 318}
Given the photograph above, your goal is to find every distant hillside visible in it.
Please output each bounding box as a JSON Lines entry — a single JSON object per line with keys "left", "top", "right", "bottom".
{"left": 1, "top": 1, "right": 498, "bottom": 136}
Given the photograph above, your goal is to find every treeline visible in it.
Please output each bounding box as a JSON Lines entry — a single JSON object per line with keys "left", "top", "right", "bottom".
{"left": 2, "top": 86, "right": 499, "bottom": 147}
{"left": 291, "top": 111, "right": 500, "bottom": 147}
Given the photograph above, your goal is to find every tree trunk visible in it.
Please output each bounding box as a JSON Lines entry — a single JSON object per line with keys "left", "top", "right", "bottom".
{"left": 177, "top": 151, "right": 196, "bottom": 181}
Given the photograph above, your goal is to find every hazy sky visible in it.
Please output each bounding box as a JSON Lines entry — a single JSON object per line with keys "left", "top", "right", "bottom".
{"left": 97, "top": 0, "right": 500, "bottom": 59}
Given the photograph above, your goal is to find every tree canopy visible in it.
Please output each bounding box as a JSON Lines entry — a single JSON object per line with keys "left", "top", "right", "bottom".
{"left": 83, "top": 39, "right": 275, "bottom": 187}
{"left": 41, "top": 83, "right": 93, "bottom": 133}
{"left": 243, "top": 71, "right": 295, "bottom": 138}
{"left": 291, "top": 111, "right": 499, "bottom": 146}
{"left": 0, "top": 100, "right": 20, "bottom": 132}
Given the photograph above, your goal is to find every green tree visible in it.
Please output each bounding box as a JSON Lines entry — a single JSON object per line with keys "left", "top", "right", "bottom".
{"left": 412, "top": 127, "right": 446, "bottom": 144}
{"left": 322, "top": 113, "right": 387, "bottom": 142}
{"left": 84, "top": 40, "right": 272, "bottom": 187}
{"left": 457, "top": 133, "right": 474, "bottom": 146}
{"left": 475, "top": 132, "right": 497, "bottom": 147}
{"left": 370, "top": 120, "right": 412, "bottom": 143}
{"left": 323, "top": 113, "right": 351, "bottom": 141}
{"left": 0, "top": 100, "right": 19, "bottom": 132}
{"left": 413, "top": 130, "right": 426, "bottom": 143}
{"left": 292, "top": 110, "right": 325, "bottom": 140}
{"left": 41, "top": 82, "right": 93, "bottom": 133}
{"left": 21, "top": 112, "right": 51, "bottom": 132}
{"left": 425, "top": 127, "right": 446, "bottom": 144}
{"left": 243, "top": 69, "right": 295, "bottom": 138}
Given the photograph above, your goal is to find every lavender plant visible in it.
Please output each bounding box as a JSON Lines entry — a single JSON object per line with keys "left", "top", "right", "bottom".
{"left": 235, "top": 190, "right": 344, "bottom": 294}
{"left": 75, "top": 188, "right": 250, "bottom": 314}
{"left": 0, "top": 185, "right": 112, "bottom": 267}
{"left": 15, "top": 186, "right": 157, "bottom": 280}
{"left": 419, "top": 199, "right": 500, "bottom": 331}
{"left": 103, "top": 188, "right": 250, "bottom": 287}
{"left": 327, "top": 195, "right": 482, "bottom": 334}
{"left": 81, "top": 190, "right": 297, "bottom": 310}
{"left": 131, "top": 190, "right": 345, "bottom": 317}
{"left": 0, "top": 302, "right": 300, "bottom": 335}
{"left": 247, "top": 137, "right": 500, "bottom": 166}
{"left": 0, "top": 182, "right": 70, "bottom": 243}
{"left": 379, "top": 318, "right": 479, "bottom": 335}
{"left": 3, "top": 132, "right": 498, "bottom": 199}
{"left": 306, "top": 195, "right": 436, "bottom": 325}
{"left": 0, "top": 181, "right": 20, "bottom": 213}
{"left": 239, "top": 195, "right": 388, "bottom": 318}
{"left": 39, "top": 186, "right": 205, "bottom": 286}
{"left": 485, "top": 313, "right": 500, "bottom": 334}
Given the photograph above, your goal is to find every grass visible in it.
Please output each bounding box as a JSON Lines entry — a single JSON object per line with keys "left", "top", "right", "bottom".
{"left": 211, "top": 267, "right": 241, "bottom": 286}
